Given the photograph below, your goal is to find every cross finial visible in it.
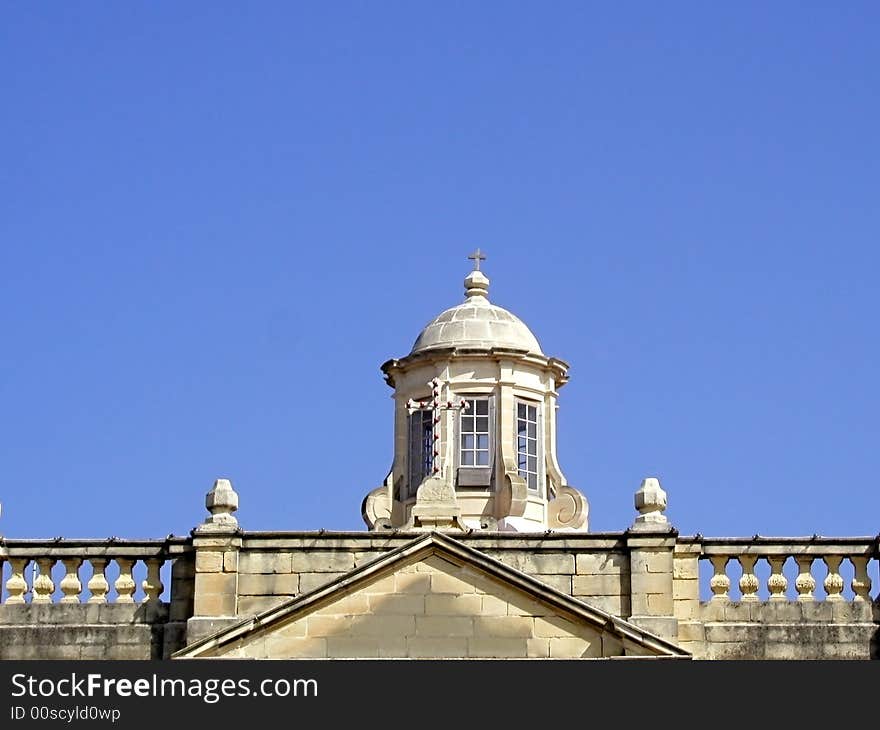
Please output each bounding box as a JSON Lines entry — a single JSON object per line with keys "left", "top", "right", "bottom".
{"left": 467, "top": 248, "right": 486, "bottom": 272}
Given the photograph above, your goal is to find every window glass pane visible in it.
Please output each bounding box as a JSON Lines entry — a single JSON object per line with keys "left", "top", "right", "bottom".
{"left": 528, "top": 473, "right": 537, "bottom": 490}
{"left": 476, "top": 434, "right": 488, "bottom": 450}
{"left": 527, "top": 405, "right": 537, "bottom": 421}
{"left": 517, "top": 402, "right": 526, "bottom": 419}
{"left": 476, "top": 451, "right": 489, "bottom": 466}
{"left": 462, "top": 451, "right": 474, "bottom": 466}
{"left": 518, "top": 456, "right": 527, "bottom": 470}
{"left": 528, "top": 456, "right": 537, "bottom": 473}
{"left": 409, "top": 410, "right": 434, "bottom": 493}
{"left": 528, "top": 439, "right": 536, "bottom": 456}
{"left": 476, "top": 416, "right": 488, "bottom": 433}
{"left": 475, "top": 400, "right": 488, "bottom": 415}
{"left": 528, "top": 422, "right": 536, "bottom": 438}
{"left": 461, "top": 435, "right": 474, "bottom": 450}
{"left": 518, "top": 437, "right": 527, "bottom": 452}
{"left": 461, "top": 415, "right": 474, "bottom": 432}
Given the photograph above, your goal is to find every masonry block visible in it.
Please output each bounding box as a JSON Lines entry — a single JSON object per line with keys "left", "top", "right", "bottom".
{"left": 467, "top": 637, "right": 529, "bottom": 658}
{"left": 292, "top": 551, "right": 356, "bottom": 573}
{"left": 572, "top": 573, "right": 627, "bottom": 596}
{"left": 326, "top": 637, "right": 381, "bottom": 657}
{"left": 416, "top": 616, "right": 473, "bottom": 637}
{"left": 488, "top": 552, "right": 575, "bottom": 575}
{"left": 395, "top": 573, "right": 431, "bottom": 594}
{"left": 631, "top": 550, "right": 673, "bottom": 575}
{"left": 575, "top": 552, "right": 628, "bottom": 575}
{"left": 299, "top": 572, "right": 342, "bottom": 594}
{"left": 550, "top": 637, "right": 597, "bottom": 658}
{"left": 238, "top": 573, "right": 299, "bottom": 596}
{"left": 240, "top": 552, "right": 292, "bottom": 575}
{"left": 423, "top": 594, "right": 481, "bottom": 615}
{"left": 265, "top": 636, "right": 326, "bottom": 658}
{"left": 195, "top": 552, "right": 223, "bottom": 573}
{"left": 473, "top": 616, "right": 533, "bottom": 638}
{"left": 480, "top": 596, "right": 509, "bottom": 616}
{"left": 429, "top": 572, "right": 474, "bottom": 594}
{"left": 532, "top": 574, "right": 572, "bottom": 594}
{"left": 238, "top": 596, "right": 288, "bottom": 615}
{"left": 407, "top": 638, "right": 469, "bottom": 658}
{"left": 370, "top": 594, "right": 425, "bottom": 615}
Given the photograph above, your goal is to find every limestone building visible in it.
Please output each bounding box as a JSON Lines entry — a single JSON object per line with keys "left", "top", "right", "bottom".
{"left": 0, "top": 257, "right": 877, "bottom": 660}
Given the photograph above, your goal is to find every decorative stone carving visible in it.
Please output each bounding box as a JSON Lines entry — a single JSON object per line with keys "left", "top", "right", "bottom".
{"left": 497, "top": 458, "right": 528, "bottom": 520}
{"left": 32, "top": 558, "right": 56, "bottom": 604}
{"left": 822, "top": 556, "right": 844, "bottom": 601}
{"left": 738, "top": 555, "right": 759, "bottom": 601}
{"left": 407, "top": 474, "right": 465, "bottom": 531}
{"left": 115, "top": 558, "right": 137, "bottom": 603}
{"left": 196, "top": 478, "right": 240, "bottom": 533}
{"left": 362, "top": 484, "right": 395, "bottom": 530}
{"left": 767, "top": 556, "right": 788, "bottom": 601}
{"left": 851, "top": 556, "right": 872, "bottom": 602}
{"left": 709, "top": 556, "right": 731, "bottom": 601}
{"left": 59, "top": 558, "right": 83, "bottom": 603}
{"left": 87, "top": 558, "right": 110, "bottom": 603}
{"left": 547, "top": 485, "right": 589, "bottom": 531}
{"left": 142, "top": 559, "right": 165, "bottom": 603}
{"left": 5, "top": 557, "right": 29, "bottom": 605}
{"left": 631, "top": 477, "right": 670, "bottom": 532}
{"left": 794, "top": 557, "right": 816, "bottom": 601}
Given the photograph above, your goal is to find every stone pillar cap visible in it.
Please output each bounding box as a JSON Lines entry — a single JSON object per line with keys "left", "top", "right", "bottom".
{"left": 631, "top": 476, "right": 672, "bottom": 532}
{"left": 194, "top": 478, "right": 240, "bottom": 533}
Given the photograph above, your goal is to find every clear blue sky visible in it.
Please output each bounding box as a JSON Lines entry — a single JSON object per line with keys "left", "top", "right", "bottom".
{"left": 1, "top": 4, "right": 878, "bottom": 541}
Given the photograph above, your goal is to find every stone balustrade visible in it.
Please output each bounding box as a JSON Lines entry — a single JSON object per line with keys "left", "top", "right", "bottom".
{"left": 692, "top": 537, "right": 878, "bottom": 603}
{"left": 0, "top": 538, "right": 191, "bottom": 606}
{"left": 670, "top": 536, "right": 880, "bottom": 659}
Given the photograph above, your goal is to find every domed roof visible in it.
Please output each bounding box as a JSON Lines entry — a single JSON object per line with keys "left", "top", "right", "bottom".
{"left": 410, "top": 268, "right": 543, "bottom": 355}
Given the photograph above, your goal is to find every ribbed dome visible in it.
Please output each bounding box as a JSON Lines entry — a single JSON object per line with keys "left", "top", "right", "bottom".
{"left": 410, "top": 269, "right": 543, "bottom": 355}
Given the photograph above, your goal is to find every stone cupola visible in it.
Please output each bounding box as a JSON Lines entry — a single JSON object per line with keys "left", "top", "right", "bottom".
{"left": 362, "top": 254, "right": 589, "bottom": 532}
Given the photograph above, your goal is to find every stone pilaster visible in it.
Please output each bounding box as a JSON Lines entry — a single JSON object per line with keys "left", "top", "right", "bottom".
{"left": 186, "top": 479, "right": 243, "bottom": 643}
{"left": 626, "top": 477, "right": 678, "bottom": 641}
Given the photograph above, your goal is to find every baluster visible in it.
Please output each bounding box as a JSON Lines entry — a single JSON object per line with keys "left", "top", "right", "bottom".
{"left": 794, "top": 556, "right": 816, "bottom": 601}
{"left": 822, "top": 556, "right": 844, "bottom": 601}
{"left": 114, "top": 558, "right": 136, "bottom": 603}
{"left": 32, "top": 558, "right": 56, "bottom": 604}
{"left": 59, "top": 558, "right": 83, "bottom": 603}
{"left": 5, "top": 558, "right": 30, "bottom": 604}
{"left": 709, "top": 556, "right": 731, "bottom": 600}
{"left": 141, "top": 559, "right": 165, "bottom": 603}
{"left": 767, "top": 556, "right": 788, "bottom": 601}
{"left": 87, "top": 558, "right": 110, "bottom": 603}
{"left": 850, "top": 556, "right": 873, "bottom": 602}
{"left": 738, "top": 555, "right": 760, "bottom": 601}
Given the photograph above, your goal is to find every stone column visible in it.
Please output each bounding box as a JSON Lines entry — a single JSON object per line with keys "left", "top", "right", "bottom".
{"left": 186, "top": 478, "right": 243, "bottom": 644}
{"left": 626, "top": 477, "right": 678, "bottom": 642}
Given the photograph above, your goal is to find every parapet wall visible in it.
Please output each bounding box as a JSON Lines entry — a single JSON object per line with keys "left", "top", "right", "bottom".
{"left": 2, "top": 531, "right": 877, "bottom": 659}
{"left": 674, "top": 537, "right": 879, "bottom": 659}
{"left": 0, "top": 539, "right": 193, "bottom": 659}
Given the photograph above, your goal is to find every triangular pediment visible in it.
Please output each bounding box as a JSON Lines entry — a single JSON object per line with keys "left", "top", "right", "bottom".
{"left": 174, "top": 532, "right": 688, "bottom": 659}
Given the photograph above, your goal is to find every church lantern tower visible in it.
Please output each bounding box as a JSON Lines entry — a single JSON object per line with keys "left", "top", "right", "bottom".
{"left": 362, "top": 252, "right": 589, "bottom": 532}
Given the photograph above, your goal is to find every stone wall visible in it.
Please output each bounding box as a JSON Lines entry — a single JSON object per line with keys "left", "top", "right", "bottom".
{"left": 226, "top": 532, "right": 632, "bottom": 617}
{"left": 188, "top": 530, "right": 879, "bottom": 660}
{"left": 691, "top": 601, "right": 878, "bottom": 659}
{"left": 2, "top": 531, "right": 877, "bottom": 659}
{"left": 673, "top": 538, "right": 879, "bottom": 659}
{"left": 0, "top": 541, "right": 194, "bottom": 660}
{"left": 0, "top": 604, "right": 179, "bottom": 660}
{"left": 214, "top": 553, "right": 623, "bottom": 659}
